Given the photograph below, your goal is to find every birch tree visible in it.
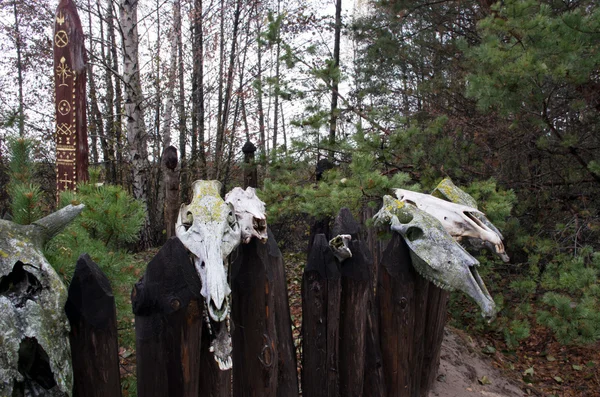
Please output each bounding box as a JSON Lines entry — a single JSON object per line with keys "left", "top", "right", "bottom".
{"left": 120, "top": 0, "right": 151, "bottom": 246}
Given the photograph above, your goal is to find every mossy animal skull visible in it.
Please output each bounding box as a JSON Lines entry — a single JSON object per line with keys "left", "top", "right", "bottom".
{"left": 374, "top": 196, "right": 496, "bottom": 320}
{"left": 225, "top": 187, "right": 268, "bottom": 244}
{"left": 394, "top": 187, "right": 507, "bottom": 261}
{"left": 0, "top": 204, "right": 84, "bottom": 397}
{"left": 176, "top": 180, "right": 241, "bottom": 323}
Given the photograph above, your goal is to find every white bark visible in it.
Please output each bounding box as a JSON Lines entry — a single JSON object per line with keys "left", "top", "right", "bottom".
{"left": 120, "top": 0, "right": 151, "bottom": 244}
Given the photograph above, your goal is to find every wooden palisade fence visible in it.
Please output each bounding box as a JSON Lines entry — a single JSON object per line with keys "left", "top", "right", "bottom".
{"left": 64, "top": 143, "right": 449, "bottom": 397}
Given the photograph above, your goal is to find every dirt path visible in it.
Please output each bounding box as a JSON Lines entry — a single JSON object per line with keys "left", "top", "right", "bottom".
{"left": 430, "top": 328, "right": 524, "bottom": 397}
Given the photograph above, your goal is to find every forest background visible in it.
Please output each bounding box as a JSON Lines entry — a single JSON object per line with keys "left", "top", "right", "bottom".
{"left": 0, "top": 0, "right": 599, "bottom": 394}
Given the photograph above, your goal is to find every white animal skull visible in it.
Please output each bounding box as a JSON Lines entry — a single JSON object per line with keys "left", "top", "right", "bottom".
{"left": 176, "top": 180, "right": 241, "bottom": 323}
{"left": 329, "top": 234, "right": 353, "bottom": 262}
{"left": 394, "top": 188, "right": 506, "bottom": 259}
{"left": 374, "top": 196, "right": 496, "bottom": 320}
{"left": 432, "top": 178, "right": 509, "bottom": 262}
{"left": 0, "top": 204, "right": 84, "bottom": 396}
{"left": 225, "top": 187, "right": 268, "bottom": 244}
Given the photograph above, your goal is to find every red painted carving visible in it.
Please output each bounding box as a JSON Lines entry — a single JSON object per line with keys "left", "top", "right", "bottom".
{"left": 54, "top": 0, "right": 88, "bottom": 194}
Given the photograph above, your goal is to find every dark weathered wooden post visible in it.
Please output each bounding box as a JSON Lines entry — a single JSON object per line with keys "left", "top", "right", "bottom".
{"left": 54, "top": 0, "right": 88, "bottom": 194}
{"left": 162, "top": 146, "right": 180, "bottom": 239}
{"left": 419, "top": 287, "right": 449, "bottom": 394}
{"left": 198, "top": 334, "right": 232, "bottom": 397}
{"left": 242, "top": 141, "right": 258, "bottom": 189}
{"left": 65, "top": 254, "right": 121, "bottom": 397}
{"left": 132, "top": 237, "right": 203, "bottom": 397}
{"left": 302, "top": 234, "right": 341, "bottom": 397}
{"left": 331, "top": 209, "right": 372, "bottom": 397}
{"left": 377, "top": 233, "right": 448, "bottom": 397}
{"left": 266, "top": 228, "right": 300, "bottom": 397}
{"left": 231, "top": 227, "right": 299, "bottom": 397}
{"left": 231, "top": 235, "right": 279, "bottom": 396}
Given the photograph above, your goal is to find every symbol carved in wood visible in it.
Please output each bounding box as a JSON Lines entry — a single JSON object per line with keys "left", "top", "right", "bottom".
{"left": 54, "top": 0, "right": 88, "bottom": 194}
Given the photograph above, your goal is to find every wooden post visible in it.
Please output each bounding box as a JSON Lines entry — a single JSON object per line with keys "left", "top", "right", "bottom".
{"left": 419, "top": 287, "right": 449, "bottom": 395}
{"left": 132, "top": 237, "right": 203, "bottom": 397}
{"left": 231, "top": 236, "right": 278, "bottom": 397}
{"left": 377, "top": 233, "right": 447, "bottom": 397}
{"left": 231, "top": 228, "right": 299, "bottom": 397}
{"left": 65, "top": 254, "right": 121, "bottom": 397}
{"left": 54, "top": 0, "right": 88, "bottom": 194}
{"left": 332, "top": 209, "right": 371, "bottom": 397}
{"left": 242, "top": 141, "right": 257, "bottom": 189}
{"left": 301, "top": 234, "right": 341, "bottom": 397}
{"left": 266, "top": 229, "right": 300, "bottom": 397}
{"left": 162, "top": 146, "right": 180, "bottom": 239}
{"left": 198, "top": 333, "right": 232, "bottom": 397}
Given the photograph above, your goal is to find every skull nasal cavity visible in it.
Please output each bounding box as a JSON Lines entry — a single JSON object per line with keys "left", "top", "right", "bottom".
{"left": 18, "top": 337, "right": 57, "bottom": 390}
{"left": 201, "top": 261, "right": 205, "bottom": 268}
{"left": 406, "top": 226, "right": 424, "bottom": 242}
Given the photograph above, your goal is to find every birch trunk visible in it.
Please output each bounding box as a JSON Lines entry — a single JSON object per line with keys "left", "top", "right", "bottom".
{"left": 120, "top": 0, "right": 151, "bottom": 246}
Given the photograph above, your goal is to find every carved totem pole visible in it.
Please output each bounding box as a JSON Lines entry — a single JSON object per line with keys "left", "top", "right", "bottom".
{"left": 54, "top": 0, "right": 88, "bottom": 193}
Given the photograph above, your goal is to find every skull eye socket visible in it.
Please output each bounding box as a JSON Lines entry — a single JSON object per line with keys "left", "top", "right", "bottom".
{"left": 200, "top": 261, "right": 205, "bottom": 268}
{"left": 182, "top": 211, "right": 193, "bottom": 231}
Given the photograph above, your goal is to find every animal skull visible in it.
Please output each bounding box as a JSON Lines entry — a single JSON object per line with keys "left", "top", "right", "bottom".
{"left": 0, "top": 204, "right": 84, "bottom": 396}
{"left": 394, "top": 188, "right": 507, "bottom": 261}
{"left": 432, "top": 178, "right": 509, "bottom": 262}
{"left": 176, "top": 180, "right": 241, "bottom": 323}
{"left": 329, "top": 234, "right": 353, "bottom": 262}
{"left": 374, "top": 196, "right": 496, "bottom": 320}
{"left": 225, "top": 187, "right": 268, "bottom": 244}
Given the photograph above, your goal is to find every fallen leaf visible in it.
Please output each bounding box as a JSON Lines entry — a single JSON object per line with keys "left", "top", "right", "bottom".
{"left": 572, "top": 365, "right": 582, "bottom": 371}
{"left": 546, "top": 355, "right": 556, "bottom": 362}
{"left": 482, "top": 345, "right": 496, "bottom": 355}
{"left": 553, "top": 376, "right": 563, "bottom": 383}
{"left": 478, "top": 375, "right": 492, "bottom": 385}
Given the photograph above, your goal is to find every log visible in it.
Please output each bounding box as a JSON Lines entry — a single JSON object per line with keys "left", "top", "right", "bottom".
{"left": 301, "top": 234, "right": 341, "bottom": 397}
{"left": 332, "top": 209, "right": 371, "bottom": 397}
{"left": 65, "top": 254, "right": 121, "bottom": 397}
{"left": 132, "top": 237, "right": 203, "bottom": 397}
{"left": 231, "top": 236, "right": 278, "bottom": 397}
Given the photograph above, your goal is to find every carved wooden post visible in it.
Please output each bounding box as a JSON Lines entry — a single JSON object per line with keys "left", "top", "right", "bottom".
{"left": 242, "top": 141, "right": 257, "bottom": 189}
{"left": 377, "top": 233, "right": 447, "bottom": 397}
{"left": 302, "top": 234, "right": 341, "bottom": 397}
{"left": 65, "top": 254, "right": 121, "bottom": 397}
{"left": 162, "top": 146, "right": 180, "bottom": 239}
{"left": 132, "top": 237, "right": 203, "bottom": 397}
{"left": 54, "top": 0, "right": 88, "bottom": 194}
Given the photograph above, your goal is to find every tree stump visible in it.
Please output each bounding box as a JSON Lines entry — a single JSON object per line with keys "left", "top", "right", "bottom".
{"left": 65, "top": 254, "right": 121, "bottom": 397}
{"left": 132, "top": 237, "right": 203, "bottom": 397}
{"left": 301, "top": 234, "right": 341, "bottom": 397}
